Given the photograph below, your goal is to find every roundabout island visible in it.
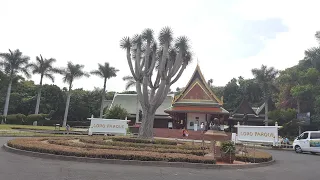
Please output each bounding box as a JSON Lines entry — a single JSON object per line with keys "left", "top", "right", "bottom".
{"left": 3, "top": 136, "right": 273, "bottom": 169}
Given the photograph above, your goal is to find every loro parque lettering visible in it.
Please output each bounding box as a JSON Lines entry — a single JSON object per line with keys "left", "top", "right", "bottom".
{"left": 240, "top": 132, "right": 275, "bottom": 138}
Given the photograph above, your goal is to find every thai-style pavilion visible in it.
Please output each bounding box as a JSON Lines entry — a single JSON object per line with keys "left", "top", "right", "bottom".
{"left": 164, "top": 65, "right": 229, "bottom": 130}
{"left": 228, "top": 98, "right": 267, "bottom": 127}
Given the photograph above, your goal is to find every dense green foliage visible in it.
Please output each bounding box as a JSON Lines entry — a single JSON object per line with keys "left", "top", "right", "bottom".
{"left": 104, "top": 105, "right": 129, "bottom": 120}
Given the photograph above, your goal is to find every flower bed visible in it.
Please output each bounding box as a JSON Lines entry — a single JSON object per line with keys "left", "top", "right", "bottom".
{"left": 7, "top": 138, "right": 215, "bottom": 164}
{"left": 111, "top": 137, "right": 178, "bottom": 145}
{"left": 80, "top": 138, "right": 208, "bottom": 150}
{"left": 48, "top": 139, "right": 207, "bottom": 156}
{"left": 235, "top": 149, "right": 273, "bottom": 163}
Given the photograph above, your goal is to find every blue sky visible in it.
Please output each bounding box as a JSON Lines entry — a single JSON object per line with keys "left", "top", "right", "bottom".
{"left": 0, "top": 0, "right": 319, "bottom": 92}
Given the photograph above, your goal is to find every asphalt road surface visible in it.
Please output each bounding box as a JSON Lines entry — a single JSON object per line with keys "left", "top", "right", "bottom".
{"left": 1, "top": 137, "right": 320, "bottom": 180}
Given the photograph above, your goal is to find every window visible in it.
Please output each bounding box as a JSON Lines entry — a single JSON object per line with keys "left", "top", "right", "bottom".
{"left": 310, "top": 133, "right": 320, "bottom": 139}
{"left": 190, "top": 122, "right": 194, "bottom": 126}
{"left": 299, "top": 133, "right": 309, "bottom": 140}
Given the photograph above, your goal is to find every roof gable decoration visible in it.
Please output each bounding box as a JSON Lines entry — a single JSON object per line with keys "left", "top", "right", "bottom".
{"left": 232, "top": 98, "right": 258, "bottom": 117}
{"left": 180, "top": 80, "right": 215, "bottom": 102}
{"left": 174, "top": 64, "right": 223, "bottom": 105}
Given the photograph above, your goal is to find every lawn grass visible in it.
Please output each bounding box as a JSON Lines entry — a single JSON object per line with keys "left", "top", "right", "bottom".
{"left": 0, "top": 131, "right": 85, "bottom": 137}
{"left": 0, "top": 124, "right": 67, "bottom": 131}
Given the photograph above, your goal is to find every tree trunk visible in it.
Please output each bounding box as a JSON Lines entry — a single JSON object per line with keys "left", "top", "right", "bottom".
{"left": 135, "top": 95, "right": 139, "bottom": 123}
{"left": 63, "top": 86, "right": 72, "bottom": 127}
{"left": 297, "top": 99, "right": 301, "bottom": 113}
{"left": 3, "top": 78, "right": 13, "bottom": 121}
{"left": 99, "top": 78, "right": 107, "bottom": 118}
{"left": 265, "top": 98, "right": 269, "bottom": 126}
{"left": 35, "top": 76, "right": 43, "bottom": 114}
{"left": 138, "top": 108, "right": 155, "bottom": 139}
{"left": 297, "top": 99, "right": 301, "bottom": 135}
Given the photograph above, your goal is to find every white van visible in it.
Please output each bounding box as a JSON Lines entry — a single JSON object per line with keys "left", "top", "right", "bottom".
{"left": 293, "top": 131, "right": 320, "bottom": 154}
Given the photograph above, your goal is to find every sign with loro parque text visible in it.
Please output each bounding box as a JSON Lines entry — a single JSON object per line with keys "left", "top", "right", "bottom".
{"left": 236, "top": 124, "right": 280, "bottom": 143}
{"left": 88, "top": 118, "right": 129, "bottom": 135}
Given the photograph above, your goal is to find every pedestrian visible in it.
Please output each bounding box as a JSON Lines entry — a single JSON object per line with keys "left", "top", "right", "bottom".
{"left": 182, "top": 128, "right": 186, "bottom": 138}
{"left": 66, "top": 124, "right": 70, "bottom": 135}
{"left": 209, "top": 122, "right": 213, "bottom": 130}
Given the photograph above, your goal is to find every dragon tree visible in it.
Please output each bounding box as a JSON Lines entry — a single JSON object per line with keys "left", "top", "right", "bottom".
{"left": 120, "top": 27, "right": 192, "bottom": 138}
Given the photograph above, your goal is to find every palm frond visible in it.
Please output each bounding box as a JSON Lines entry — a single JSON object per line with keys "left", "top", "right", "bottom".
{"left": 142, "top": 28, "right": 154, "bottom": 43}
{"left": 175, "top": 36, "right": 190, "bottom": 52}
{"left": 125, "top": 81, "right": 135, "bottom": 90}
{"left": 159, "top": 27, "right": 173, "bottom": 45}
{"left": 44, "top": 73, "right": 55, "bottom": 83}
{"left": 21, "top": 68, "right": 31, "bottom": 78}
{"left": 90, "top": 70, "right": 103, "bottom": 77}
{"left": 123, "top": 75, "right": 136, "bottom": 90}
{"left": 122, "top": 75, "right": 134, "bottom": 81}
{"left": 120, "top": 36, "right": 132, "bottom": 49}
{"left": 91, "top": 62, "right": 118, "bottom": 79}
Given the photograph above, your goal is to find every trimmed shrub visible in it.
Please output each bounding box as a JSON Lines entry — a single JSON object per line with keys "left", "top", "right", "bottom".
{"left": 40, "top": 120, "right": 90, "bottom": 127}
{"left": 25, "top": 114, "right": 49, "bottom": 125}
{"left": 220, "top": 141, "right": 236, "bottom": 154}
{"left": 7, "top": 138, "right": 216, "bottom": 164}
{"left": 104, "top": 105, "right": 129, "bottom": 120}
{"left": 6, "top": 114, "right": 27, "bottom": 125}
{"left": 235, "top": 154, "right": 272, "bottom": 163}
{"left": 235, "top": 148, "right": 273, "bottom": 163}
{"left": 80, "top": 138, "right": 208, "bottom": 150}
{"left": 111, "top": 137, "right": 178, "bottom": 145}
{"left": 48, "top": 139, "right": 206, "bottom": 156}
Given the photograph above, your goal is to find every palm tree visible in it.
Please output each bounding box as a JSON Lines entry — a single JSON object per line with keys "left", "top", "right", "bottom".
{"left": 62, "top": 62, "right": 89, "bottom": 127}
{"left": 123, "top": 75, "right": 135, "bottom": 90}
{"left": 252, "top": 65, "right": 278, "bottom": 126}
{"left": 0, "top": 49, "right": 30, "bottom": 120}
{"left": 91, "top": 63, "right": 119, "bottom": 118}
{"left": 207, "top": 79, "right": 213, "bottom": 87}
{"left": 123, "top": 75, "right": 139, "bottom": 123}
{"left": 28, "top": 55, "right": 62, "bottom": 114}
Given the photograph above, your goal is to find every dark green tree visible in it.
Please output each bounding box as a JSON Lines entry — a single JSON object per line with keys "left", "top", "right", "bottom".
{"left": 91, "top": 63, "right": 119, "bottom": 118}
{"left": 61, "top": 62, "right": 89, "bottom": 126}
{"left": 28, "top": 55, "right": 62, "bottom": 114}
{"left": 252, "top": 65, "right": 279, "bottom": 125}
{"left": 0, "top": 49, "right": 30, "bottom": 119}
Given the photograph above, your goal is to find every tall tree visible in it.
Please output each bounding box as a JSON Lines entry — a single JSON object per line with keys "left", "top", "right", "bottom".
{"left": 123, "top": 75, "right": 139, "bottom": 123}
{"left": 61, "top": 62, "right": 89, "bottom": 127}
{"left": 28, "top": 55, "right": 61, "bottom": 114}
{"left": 305, "top": 31, "right": 320, "bottom": 71}
{"left": 123, "top": 75, "right": 135, "bottom": 90}
{"left": 252, "top": 65, "right": 279, "bottom": 125}
{"left": 0, "top": 49, "right": 30, "bottom": 120}
{"left": 91, "top": 63, "right": 119, "bottom": 118}
{"left": 120, "top": 27, "right": 192, "bottom": 138}
{"left": 207, "top": 78, "right": 213, "bottom": 87}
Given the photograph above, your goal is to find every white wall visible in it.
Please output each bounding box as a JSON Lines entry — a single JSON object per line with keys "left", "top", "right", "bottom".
{"left": 187, "top": 113, "right": 206, "bottom": 130}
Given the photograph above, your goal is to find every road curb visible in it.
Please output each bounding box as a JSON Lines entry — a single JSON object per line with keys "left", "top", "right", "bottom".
{"left": 253, "top": 146, "right": 293, "bottom": 152}
{"left": 2, "top": 143, "right": 275, "bottom": 169}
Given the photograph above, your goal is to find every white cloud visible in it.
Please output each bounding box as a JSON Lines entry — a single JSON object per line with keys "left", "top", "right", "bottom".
{"left": 1, "top": 0, "right": 319, "bottom": 92}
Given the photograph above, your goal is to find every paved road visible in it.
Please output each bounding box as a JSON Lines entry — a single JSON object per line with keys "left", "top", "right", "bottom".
{"left": 1, "top": 137, "right": 320, "bottom": 180}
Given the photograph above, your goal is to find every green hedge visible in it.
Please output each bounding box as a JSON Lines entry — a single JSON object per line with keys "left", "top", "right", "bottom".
{"left": 25, "top": 114, "right": 49, "bottom": 125}
{"left": 111, "top": 137, "right": 178, "bottom": 145}
{"left": 235, "top": 155, "right": 272, "bottom": 163}
{"left": 41, "top": 120, "right": 90, "bottom": 127}
{"left": 81, "top": 138, "right": 208, "bottom": 150}
{"left": 5, "top": 114, "right": 26, "bottom": 124}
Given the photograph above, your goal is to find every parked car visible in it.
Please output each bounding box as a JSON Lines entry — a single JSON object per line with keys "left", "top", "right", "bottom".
{"left": 293, "top": 131, "right": 320, "bottom": 154}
